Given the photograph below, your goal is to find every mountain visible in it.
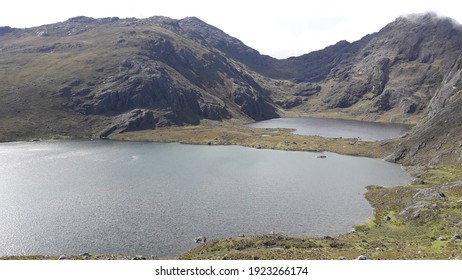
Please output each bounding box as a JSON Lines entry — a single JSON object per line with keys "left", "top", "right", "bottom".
{"left": 1, "top": 13, "right": 461, "bottom": 165}
{"left": 0, "top": 16, "right": 280, "bottom": 140}
{"left": 316, "top": 14, "right": 461, "bottom": 118}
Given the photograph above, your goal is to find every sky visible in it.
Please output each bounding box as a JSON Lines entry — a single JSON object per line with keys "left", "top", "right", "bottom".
{"left": 1, "top": 0, "right": 461, "bottom": 58}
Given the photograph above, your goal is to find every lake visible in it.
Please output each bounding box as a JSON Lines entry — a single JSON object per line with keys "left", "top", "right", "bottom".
{"left": 0, "top": 140, "right": 412, "bottom": 258}
{"left": 247, "top": 117, "right": 410, "bottom": 140}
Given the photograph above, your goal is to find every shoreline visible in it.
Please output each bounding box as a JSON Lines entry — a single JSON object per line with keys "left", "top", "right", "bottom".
{"left": 1, "top": 124, "right": 462, "bottom": 259}
{"left": 111, "top": 124, "right": 392, "bottom": 159}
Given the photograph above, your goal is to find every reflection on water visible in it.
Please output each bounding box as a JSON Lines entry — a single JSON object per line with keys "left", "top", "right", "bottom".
{"left": 0, "top": 141, "right": 412, "bottom": 257}
{"left": 248, "top": 117, "right": 410, "bottom": 141}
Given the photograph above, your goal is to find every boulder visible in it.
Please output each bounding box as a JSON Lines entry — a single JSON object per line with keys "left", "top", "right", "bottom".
{"left": 195, "top": 236, "right": 207, "bottom": 243}
{"left": 399, "top": 188, "right": 448, "bottom": 220}
{"left": 411, "top": 178, "right": 425, "bottom": 185}
{"left": 412, "top": 188, "right": 447, "bottom": 202}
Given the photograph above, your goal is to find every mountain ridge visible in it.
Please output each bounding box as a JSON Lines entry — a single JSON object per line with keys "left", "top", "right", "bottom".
{"left": 1, "top": 12, "right": 461, "bottom": 165}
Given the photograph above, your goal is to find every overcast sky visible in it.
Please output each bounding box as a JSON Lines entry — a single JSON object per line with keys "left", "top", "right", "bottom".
{"left": 1, "top": 0, "right": 461, "bottom": 58}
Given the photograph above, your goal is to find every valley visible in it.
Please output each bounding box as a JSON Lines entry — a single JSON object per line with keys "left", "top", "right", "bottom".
{"left": 1, "top": 12, "right": 462, "bottom": 259}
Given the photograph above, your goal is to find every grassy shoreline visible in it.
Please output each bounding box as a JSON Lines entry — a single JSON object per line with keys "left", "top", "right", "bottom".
{"left": 111, "top": 124, "right": 391, "bottom": 159}
{"left": 114, "top": 124, "right": 462, "bottom": 260}
{"left": 2, "top": 124, "right": 462, "bottom": 260}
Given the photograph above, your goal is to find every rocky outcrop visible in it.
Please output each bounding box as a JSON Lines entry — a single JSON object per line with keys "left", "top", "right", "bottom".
{"left": 385, "top": 51, "right": 462, "bottom": 165}
{"left": 293, "top": 83, "right": 322, "bottom": 97}
{"left": 399, "top": 186, "right": 449, "bottom": 221}
{"left": 386, "top": 89, "right": 462, "bottom": 165}
{"left": 0, "top": 26, "right": 14, "bottom": 36}
{"left": 1, "top": 12, "right": 462, "bottom": 167}
{"left": 314, "top": 13, "right": 462, "bottom": 121}
{"left": 0, "top": 16, "right": 279, "bottom": 138}
{"left": 278, "top": 40, "right": 360, "bottom": 82}
{"left": 232, "top": 84, "right": 278, "bottom": 120}
{"left": 275, "top": 97, "right": 303, "bottom": 109}
{"left": 87, "top": 67, "right": 202, "bottom": 115}
{"left": 98, "top": 109, "right": 161, "bottom": 138}
{"left": 175, "top": 17, "right": 282, "bottom": 79}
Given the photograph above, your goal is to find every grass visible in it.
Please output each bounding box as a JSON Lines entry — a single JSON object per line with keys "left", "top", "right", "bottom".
{"left": 2, "top": 123, "right": 461, "bottom": 260}
{"left": 111, "top": 123, "right": 387, "bottom": 158}
{"left": 2, "top": 120, "right": 461, "bottom": 260}
{"left": 0, "top": 18, "right": 216, "bottom": 143}
{"left": 179, "top": 164, "right": 462, "bottom": 260}
{"left": 111, "top": 124, "right": 462, "bottom": 260}
{"left": 422, "top": 165, "right": 462, "bottom": 185}
{"left": 1, "top": 15, "right": 461, "bottom": 260}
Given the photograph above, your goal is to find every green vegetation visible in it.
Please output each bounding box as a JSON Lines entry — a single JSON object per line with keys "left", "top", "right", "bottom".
{"left": 2, "top": 117, "right": 461, "bottom": 260}
{"left": 180, "top": 165, "right": 462, "bottom": 260}
{"left": 112, "top": 124, "right": 387, "bottom": 158}
{"left": 2, "top": 123, "right": 461, "bottom": 260}
{"left": 1, "top": 14, "right": 461, "bottom": 260}
{"left": 112, "top": 124, "right": 462, "bottom": 260}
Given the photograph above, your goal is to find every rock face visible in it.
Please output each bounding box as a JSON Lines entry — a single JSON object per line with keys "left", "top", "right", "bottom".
{"left": 276, "top": 13, "right": 462, "bottom": 165}
{"left": 0, "top": 26, "right": 14, "bottom": 35}
{"left": 385, "top": 52, "right": 462, "bottom": 164}
{"left": 99, "top": 109, "right": 159, "bottom": 138}
{"left": 308, "top": 14, "right": 462, "bottom": 120}
{"left": 1, "top": 13, "right": 462, "bottom": 165}
{"left": 398, "top": 184, "right": 454, "bottom": 222}
{"left": 0, "top": 16, "right": 279, "bottom": 139}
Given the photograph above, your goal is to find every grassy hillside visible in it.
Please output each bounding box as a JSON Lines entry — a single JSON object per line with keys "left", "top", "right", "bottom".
{"left": 1, "top": 13, "right": 462, "bottom": 260}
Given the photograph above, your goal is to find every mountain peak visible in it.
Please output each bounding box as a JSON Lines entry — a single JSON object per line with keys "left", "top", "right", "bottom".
{"left": 64, "top": 16, "right": 120, "bottom": 25}
{"left": 180, "top": 16, "right": 206, "bottom": 24}
{"left": 66, "top": 16, "right": 96, "bottom": 23}
{"left": 390, "top": 12, "right": 461, "bottom": 29}
{"left": 0, "top": 26, "right": 14, "bottom": 35}
{"left": 1, "top": 13, "right": 462, "bottom": 165}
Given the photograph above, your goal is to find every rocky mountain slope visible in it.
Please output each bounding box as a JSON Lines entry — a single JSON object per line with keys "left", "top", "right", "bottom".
{"left": 315, "top": 14, "right": 461, "bottom": 120}
{"left": 1, "top": 13, "right": 461, "bottom": 165}
{"left": 0, "top": 16, "right": 280, "bottom": 140}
